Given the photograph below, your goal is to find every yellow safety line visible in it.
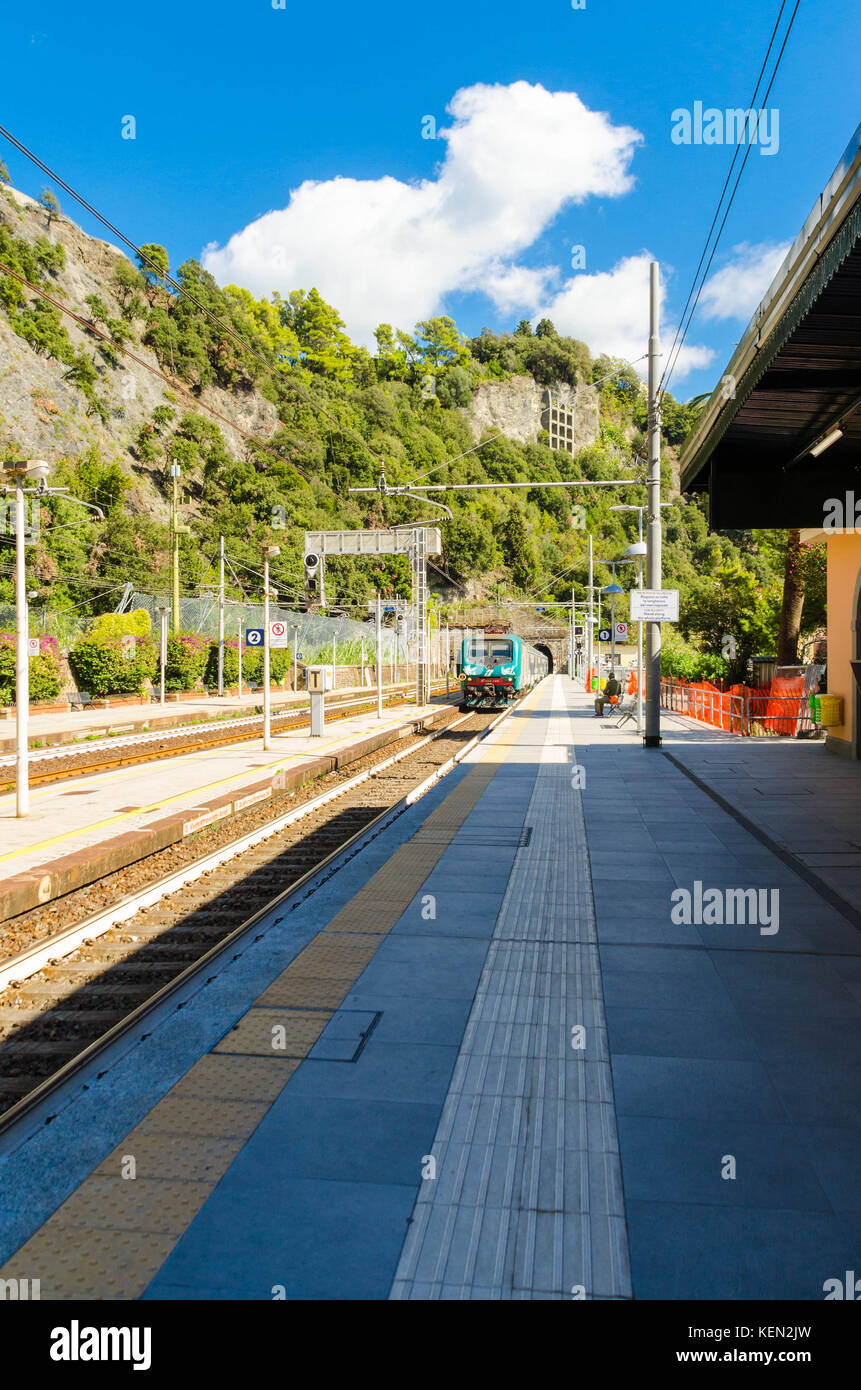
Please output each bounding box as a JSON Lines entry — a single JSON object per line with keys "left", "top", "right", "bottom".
{"left": 0, "top": 706, "right": 436, "bottom": 866}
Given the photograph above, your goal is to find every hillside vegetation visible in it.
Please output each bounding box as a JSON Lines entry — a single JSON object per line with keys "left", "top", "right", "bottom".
{"left": 0, "top": 178, "right": 824, "bottom": 684}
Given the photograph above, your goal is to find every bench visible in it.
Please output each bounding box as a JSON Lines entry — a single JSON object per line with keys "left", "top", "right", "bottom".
{"left": 68, "top": 690, "right": 93, "bottom": 710}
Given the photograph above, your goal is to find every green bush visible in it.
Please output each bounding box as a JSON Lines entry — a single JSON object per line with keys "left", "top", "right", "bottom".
{"left": 204, "top": 640, "right": 289, "bottom": 688}
{"left": 87, "top": 608, "right": 152, "bottom": 639}
{"left": 69, "top": 634, "right": 157, "bottom": 697}
{"left": 164, "top": 633, "right": 208, "bottom": 692}
{"left": 0, "top": 634, "right": 62, "bottom": 704}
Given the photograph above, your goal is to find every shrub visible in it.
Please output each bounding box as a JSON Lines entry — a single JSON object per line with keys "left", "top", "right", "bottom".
{"left": 0, "top": 634, "right": 62, "bottom": 704}
{"left": 204, "top": 640, "right": 290, "bottom": 688}
{"left": 164, "top": 633, "right": 208, "bottom": 692}
{"left": 69, "top": 634, "right": 157, "bottom": 697}
{"left": 87, "top": 608, "right": 151, "bottom": 639}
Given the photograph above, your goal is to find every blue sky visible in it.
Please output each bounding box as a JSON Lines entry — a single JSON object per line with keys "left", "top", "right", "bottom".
{"left": 2, "top": 0, "right": 858, "bottom": 400}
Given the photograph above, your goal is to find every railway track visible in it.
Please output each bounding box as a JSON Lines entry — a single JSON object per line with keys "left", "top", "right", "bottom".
{"left": 0, "top": 684, "right": 449, "bottom": 793}
{"left": 0, "top": 701, "right": 512, "bottom": 1126}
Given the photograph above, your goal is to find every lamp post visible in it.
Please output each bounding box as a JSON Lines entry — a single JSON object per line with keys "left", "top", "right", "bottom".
{"left": 155, "top": 601, "right": 170, "bottom": 706}
{"left": 2, "top": 459, "right": 103, "bottom": 817}
{"left": 291, "top": 624, "right": 299, "bottom": 694}
{"left": 262, "top": 544, "right": 280, "bottom": 750}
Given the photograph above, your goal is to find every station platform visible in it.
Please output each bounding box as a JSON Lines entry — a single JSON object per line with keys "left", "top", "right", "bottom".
{"left": 0, "top": 692, "right": 450, "bottom": 922}
{"left": 0, "top": 675, "right": 858, "bottom": 1300}
{"left": 0, "top": 678, "right": 414, "bottom": 754}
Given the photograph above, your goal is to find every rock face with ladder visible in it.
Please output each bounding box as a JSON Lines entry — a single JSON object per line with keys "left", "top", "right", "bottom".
{"left": 303, "top": 528, "right": 441, "bottom": 706}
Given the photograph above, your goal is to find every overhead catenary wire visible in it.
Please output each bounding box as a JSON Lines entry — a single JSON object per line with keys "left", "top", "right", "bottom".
{"left": 0, "top": 122, "right": 386, "bottom": 480}
{"left": 659, "top": 0, "right": 800, "bottom": 395}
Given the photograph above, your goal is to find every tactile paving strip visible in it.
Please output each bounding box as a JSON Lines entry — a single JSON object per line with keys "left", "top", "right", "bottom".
{"left": 390, "top": 682, "right": 633, "bottom": 1300}
{"left": 0, "top": 699, "right": 532, "bottom": 1299}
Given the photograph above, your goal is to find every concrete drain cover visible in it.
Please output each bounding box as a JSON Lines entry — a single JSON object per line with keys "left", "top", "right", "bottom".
{"left": 307, "top": 1009, "right": 380, "bottom": 1062}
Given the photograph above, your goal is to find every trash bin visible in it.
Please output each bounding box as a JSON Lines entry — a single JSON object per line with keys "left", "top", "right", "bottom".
{"left": 818, "top": 694, "right": 843, "bottom": 727}
{"left": 809, "top": 694, "right": 821, "bottom": 724}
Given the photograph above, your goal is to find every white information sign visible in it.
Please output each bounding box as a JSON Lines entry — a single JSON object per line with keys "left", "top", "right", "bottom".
{"left": 269, "top": 620, "right": 289, "bottom": 648}
{"left": 629, "top": 589, "right": 679, "bottom": 623}
{"left": 615, "top": 622, "right": 628, "bottom": 642}
{"left": 27, "top": 637, "right": 40, "bottom": 657}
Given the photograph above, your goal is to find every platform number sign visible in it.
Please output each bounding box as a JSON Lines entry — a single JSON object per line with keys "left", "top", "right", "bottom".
{"left": 598, "top": 628, "right": 612, "bottom": 643}
{"left": 245, "top": 628, "right": 264, "bottom": 647}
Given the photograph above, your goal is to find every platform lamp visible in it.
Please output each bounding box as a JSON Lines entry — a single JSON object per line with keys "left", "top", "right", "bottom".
{"left": 262, "top": 544, "right": 280, "bottom": 750}
{"left": 155, "top": 601, "right": 170, "bottom": 706}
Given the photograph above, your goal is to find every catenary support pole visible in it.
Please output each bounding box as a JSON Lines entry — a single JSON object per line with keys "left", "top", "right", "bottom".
{"left": 14, "top": 475, "right": 28, "bottom": 817}
{"left": 645, "top": 259, "right": 663, "bottom": 747}
{"left": 217, "top": 534, "right": 225, "bottom": 697}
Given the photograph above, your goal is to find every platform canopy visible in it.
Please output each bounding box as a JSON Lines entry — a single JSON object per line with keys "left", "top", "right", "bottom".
{"left": 680, "top": 124, "right": 861, "bottom": 528}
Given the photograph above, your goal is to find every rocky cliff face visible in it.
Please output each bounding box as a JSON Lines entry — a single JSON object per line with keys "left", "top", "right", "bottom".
{"left": 463, "top": 373, "right": 599, "bottom": 450}
{"left": 0, "top": 187, "right": 278, "bottom": 492}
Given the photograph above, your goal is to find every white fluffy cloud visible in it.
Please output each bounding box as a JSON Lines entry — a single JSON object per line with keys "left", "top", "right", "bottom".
{"left": 698, "top": 240, "right": 791, "bottom": 321}
{"left": 203, "top": 81, "right": 642, "bottom": 343}
{"left": 538, "top": 253, "right": 715, "bottom": 379}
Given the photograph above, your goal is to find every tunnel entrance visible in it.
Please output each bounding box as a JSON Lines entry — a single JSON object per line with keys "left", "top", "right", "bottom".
{"left": 535, "top": 643, "right": 554, "bottom": 674}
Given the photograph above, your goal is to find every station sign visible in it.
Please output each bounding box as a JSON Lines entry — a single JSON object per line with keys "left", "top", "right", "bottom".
{"left": 629, "top": 589, "right": 680, "bottom": 622}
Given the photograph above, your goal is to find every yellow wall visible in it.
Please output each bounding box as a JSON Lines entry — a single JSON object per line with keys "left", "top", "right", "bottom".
{"left": 825, "top": 532, "right": 861, "bottom": 753}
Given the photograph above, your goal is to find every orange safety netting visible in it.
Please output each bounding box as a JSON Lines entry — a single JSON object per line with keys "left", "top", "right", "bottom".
{"left": 663, "top": 675, "right": 808, "bottom": 736}
{"left": 750, "top": 674, "right": 807, "bottom": 735}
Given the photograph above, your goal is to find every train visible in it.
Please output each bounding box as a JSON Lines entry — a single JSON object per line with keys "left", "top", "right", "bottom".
{"left": 459, "top": 626, "right": 549, "bottom": 709}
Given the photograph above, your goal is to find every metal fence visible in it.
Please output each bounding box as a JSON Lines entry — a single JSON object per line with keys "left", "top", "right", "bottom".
{"left": 128, "top": 593, "right": 401, "bottom": 662}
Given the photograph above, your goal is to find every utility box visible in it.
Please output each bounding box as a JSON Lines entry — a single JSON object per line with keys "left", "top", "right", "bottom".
{"left": 305, "top": 665, "right": 334, "bottom": 692}
{"left": 310, "top": 689, "right": 325, "bottom": 737}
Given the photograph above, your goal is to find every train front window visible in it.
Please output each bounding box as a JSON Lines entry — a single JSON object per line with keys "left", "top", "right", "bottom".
{"left": 466, "top": 639, "right": 513, "bottom": 665}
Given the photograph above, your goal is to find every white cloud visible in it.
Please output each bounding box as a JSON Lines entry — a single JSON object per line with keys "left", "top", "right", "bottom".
{"left": 202, "top": 81, "right": 642, "bottom": 343}
{"left": 699, "top": 240, "right": 791, "bottom": 321}
{"left": 537, "top": 253, "right": 715, "bottom": 380}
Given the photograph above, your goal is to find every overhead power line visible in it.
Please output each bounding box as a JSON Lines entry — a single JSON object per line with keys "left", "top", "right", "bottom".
{"left": 0, "top": 123, "right": 387, "bottom": 479}
{"left": 660, "top": 0, "right": 800, "bottom": 395}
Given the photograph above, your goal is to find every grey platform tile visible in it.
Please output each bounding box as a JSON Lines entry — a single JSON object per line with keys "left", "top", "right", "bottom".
{"left": 710, "top": 951, "right": 861, "bottom": 1016}
{"left": 617, "top": 1115, "right": 831, "bottom": 1211}
{"left": 740, "top": 1010, "right": 861, "bottom": 1065}
{"left": 589, "top": 861, "right": 674, "bottom": 883}
{"left": 145, "top": 1176, "right": 418, "bottom": 1301}
{"left": 236, "top": 1094, "right": 439, "bottom": 1186}
{"left": 372, "top": 934, "right": 489, "bottom": 969}
{"left": 391, "top": 893, "right": 503, "bottom": 938}
{"left": 611, "top": 1055, "right": 785, "bottom": 1122}
{"left": 340, "top": 992, "right": 473, "bottom": 1046}
{"left": 796, "top": 1126, "right": 861, "bottom": 1212}
{"left": 597, "top": 943, "right": 713, "bottom": 977}
{"left": 605, "top": 1005, "right": 757, "bottom": 1060}
{"left": 625, "top": 1199, "right": 858, "bottom": 1300}
{"left": 352, "top": 957, "right": 483, "bottom": 1001}
{"left": 597, "top": 917, "right": 705, "bottom": 948}
{"left": 765, "top": 1060, "right": 861, "bottom": 1129}
{"left": 601, "top": 964, "right": 734, "bottom": 1010}
{"left": 285, "top": 1040, "right": 459, "bottom": 1104}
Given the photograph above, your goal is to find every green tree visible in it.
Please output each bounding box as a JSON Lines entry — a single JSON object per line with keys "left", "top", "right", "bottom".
{"left": 413, "top": 316, "right": 469, "bottom": 372}
{"left": 0, "top": 161, "right": 10, "bottom": 185}
{"left": 679, "top": 561, "right": 777, "bottom": 684}
{"left": 39, "top": 188, "right": 60, "bottom": 225}
{"left": 137, "top": 243, "right": 170, "bottom": 299}
{"left": 502, "top": 506, "right": 534, "bottom": 589}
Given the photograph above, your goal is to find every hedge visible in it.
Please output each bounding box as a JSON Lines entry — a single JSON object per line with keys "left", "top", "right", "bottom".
{"left": 164, "top": 633, "right": 208, "bottom": 692}
{"left": 204, "top": 639, "right": 290, "bottom": 688}
{"left": 0, "top": 633, "right": 62, "bottom": 705}
{"left": 69, "top": 634, "right": 157, "bottom": 697}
